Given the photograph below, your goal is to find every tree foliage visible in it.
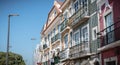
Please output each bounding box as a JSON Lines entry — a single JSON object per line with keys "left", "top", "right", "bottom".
{"left": 0, "top": 52, "right": 26, "bottom": 65}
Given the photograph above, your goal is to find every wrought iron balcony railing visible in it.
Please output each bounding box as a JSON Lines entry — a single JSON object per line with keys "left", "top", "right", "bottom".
{"left": 59, "top": 48, "right": 69, "bottom": 60}
{"left": 69, "top": 41, "right": 89, "bottom": 59}
{"left": 70, "top": 6, "right": 89, "bottom": 26}
{"left": 98, "top": 21, "right": 120, "bottom": 47}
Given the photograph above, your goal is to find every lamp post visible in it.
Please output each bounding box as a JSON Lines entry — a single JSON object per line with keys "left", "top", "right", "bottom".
{"left": 6, "top": 14, "right": 19, "bottom": 65}
{"left": 31, "top": 37, "right": 36, "bottom": 65}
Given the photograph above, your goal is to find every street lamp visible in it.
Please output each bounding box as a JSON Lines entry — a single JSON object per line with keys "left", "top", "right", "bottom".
{"left": 6, "top": 14, "right": 19, "bottom": 65}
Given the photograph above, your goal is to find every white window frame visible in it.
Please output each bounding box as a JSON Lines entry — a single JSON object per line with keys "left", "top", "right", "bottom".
{"left": 73, "top": 30, "right": 80, "bottom": 46}
{"left": 63, "top": 10, "right": 68, "bottom": 20}
{"left": 103, "top": 8, "right": 114, "bottom": 44}
{"left": 103, "top": 7, "right": 113, "bottom": 29}
{"left": 92, "top": 26, "right": 98, "bottom": 40}
{"left": 104, "top": 56, "right": 117, "bottom": 65}
{"left": 81, "top": 24, "right": 89, "bottom": 51}
{"left": 74, "top": 0, "right": 79, "bottom": 12}
{"left": 81, "top": 24, "right": 89, "bottom": 42}
{"left": 70, "top": 32, "right": 73, "bottom": 47}
{"left": 63, "top": 33, "right": 68, "bottom": 49}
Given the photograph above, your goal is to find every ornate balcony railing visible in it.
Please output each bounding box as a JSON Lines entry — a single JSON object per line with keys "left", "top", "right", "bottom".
{"left": 69, "top": 42, "right": 89, "bottom": 59}
{"left": 59, "top": 48, "right": 69, "bottom": 61}
{"left": 60, "top": 19, "right": 68, "bottom": 32}
{"left": 98, "top": 21, "right": 120, "bottom": 47}
{"left": 70, "top": 6, "right": 89, "bottom": 26}
{"left": 51, "top": 33, "right": 60, "bottom": 43}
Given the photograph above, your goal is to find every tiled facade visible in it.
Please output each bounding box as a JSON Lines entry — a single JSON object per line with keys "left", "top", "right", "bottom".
{"left": 35, "top": 0, "right": 120, "bottom": 65}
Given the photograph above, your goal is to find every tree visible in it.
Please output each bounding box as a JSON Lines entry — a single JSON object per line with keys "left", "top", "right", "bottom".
{"left": 0, "top": 52, "right": 26, "bottom": 65}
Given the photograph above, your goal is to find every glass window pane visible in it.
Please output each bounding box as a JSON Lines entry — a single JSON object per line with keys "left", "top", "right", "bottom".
{"left": 75, "top": 32, "right": 79, "bottom": 44}
{"left": 64, "top": 34, "right": 68, "bottom": 48}
{"left": 82, "top": 26, "right": 88, "bottom": 42}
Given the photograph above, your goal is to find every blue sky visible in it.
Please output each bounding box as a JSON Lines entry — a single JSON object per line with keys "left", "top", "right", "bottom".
{"left": 0, "top": 0, "right": 53, "bottom": 65}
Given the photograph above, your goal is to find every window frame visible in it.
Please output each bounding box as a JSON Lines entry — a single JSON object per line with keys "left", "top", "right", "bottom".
{"left": 81, "top": 24, "right": 89, "bottom": 42}
{"left": 103, "top": 8, "right": 114, "bottom": 44}
{"left": 92, "top": 26, "right": 98, "bottom": 40}
{"left": 103, "top": 8, "right": 113, "bottom": 29}
{"left": 63, "top": 33, "right": 68, "bottom": 49}
{"left": 104, "top": 56, "right": 117, "bottom": 65}
{"left": 73, "top": 30, "right": 80, "bottom": 45}
{"left": 74, "top": 0, "right": 79, "bottom": 12}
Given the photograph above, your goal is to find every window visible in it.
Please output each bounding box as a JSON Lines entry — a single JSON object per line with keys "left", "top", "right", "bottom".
{"left": 105, "top": 12, "right": 114, "bottom": 31}
{"left": 106, "top": 61, "right": 116, "bottom": 65}
{"left": 54, "top": 11, "right": 57, "bottom": 17}
{"left": 63, "top": 12, "right": 67, "bottom": 20}
{"left": 58, "top": 24, "right": 61, "bottom": 33}
{"left": 74, "top": 31, "right": 80, "bottom": 45}
{"left": 84, "top": 0, "right": 87, "bottom": 6}
{"left": 53, "top": 28, "right": 56, "bottom": 36}
{"left": 64, "top": 34, "right": 68, "bottom": 48}
{"left": 92, "top": 26, "right": 97, "bottom": 40}
{"left": 69, "top": 7, "right": 72, "bottom": 15}
{"left": 82, "top": 25, "right": 88, "bottom": 42}
{"left": 79, "top": 0, "right": 83, "bottom": 7}
{"left": 80, "top": 0, "right": 88, "bottom": 11}
{"left": 70, "top": 32, "right": 72, "bottom": 47}
{"left": 104, "top": 56, "right": 117, "bottom": 65}
{"left": 50, "top": 31, "right": 52, "bottom": 38}
{"left": 48, "top": 34, "right": 50, "bottom": 42}
{"left": 51, "top": 31, "right": 54, "bottom": 37}
{"left": 105, "top": 12, "right": 114, "bottom": 43}
{"left": 45, "top": 37, "right": 47, "bottom": 43}
{"left": 74, "top": 1, "right": 79, "bottom": 12}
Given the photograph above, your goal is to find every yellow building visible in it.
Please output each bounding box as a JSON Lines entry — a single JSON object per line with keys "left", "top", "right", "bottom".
{"left": 40, "top": 0, "right": 63, "bottom": 65}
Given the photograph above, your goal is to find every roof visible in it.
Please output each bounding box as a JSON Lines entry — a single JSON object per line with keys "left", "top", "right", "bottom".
{"left": 41, "top": 0, "right": 64, "bottom": 35}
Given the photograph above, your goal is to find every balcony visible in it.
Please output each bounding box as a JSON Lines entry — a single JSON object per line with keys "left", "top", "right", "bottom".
{"left": 69, "top": 6, "right": 89, "bottom": 28}
{"left": 51, "top": 33, "right": 60, "bottom": 44}
{"left": 69, "top": 42, "right": 90, "bottom": 59}
{"left": 60, "top": 19, "right": 69, "bottom": 32}
{"left": 98, "top": 21, "right": 120, "bottom": 51}
{"left": 59, "top": 48, "right": 69, "bottom": 61}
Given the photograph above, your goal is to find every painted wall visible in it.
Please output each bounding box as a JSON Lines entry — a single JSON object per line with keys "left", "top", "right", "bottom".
{"left": 99, "top": 0, "right": 120, "bottom": 65}
{"left": 101, "top": 46, "right": 120, "bottom": 65}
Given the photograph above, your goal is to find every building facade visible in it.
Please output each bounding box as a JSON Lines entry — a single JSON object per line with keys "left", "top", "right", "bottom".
{"left": 97, "top": 0, "right": 120, "bottom": 65}
{"left": 36, "top": 0, "right": 120, "bottom": 65}
{"left": 34, "top": 44, "right": 43, "bottom": 65}
{"left": 40, "top": 0, "right": 63, "bottom": 65}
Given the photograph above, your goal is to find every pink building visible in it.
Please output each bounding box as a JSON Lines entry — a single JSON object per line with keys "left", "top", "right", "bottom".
{"left": 97, "top": 0, "right": 120, "bottom": 65}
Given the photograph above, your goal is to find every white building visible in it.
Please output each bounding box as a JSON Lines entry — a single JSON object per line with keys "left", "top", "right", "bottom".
{"left": 34, "top": 44, "right": 42, "bottom": 65}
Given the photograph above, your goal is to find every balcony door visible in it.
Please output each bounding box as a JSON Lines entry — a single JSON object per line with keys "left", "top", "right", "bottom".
{"left": 74, "top": 30, "right": 80, "bottom": 45}
{"left": 82, "top": 25, "right": 89, "bottom": 43}
{"left": 64, "top": 34, "right": 68, "bottom": 49}
{"left": 81, "top": 24, "right": 89, "bottom": 51}
{"left": 105, "top": 12, "right": 114, "bottom": 44}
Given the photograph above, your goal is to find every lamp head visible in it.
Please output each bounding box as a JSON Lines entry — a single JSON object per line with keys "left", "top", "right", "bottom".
{"left": 9, "top": 14, "right": 19, "bottom": 17}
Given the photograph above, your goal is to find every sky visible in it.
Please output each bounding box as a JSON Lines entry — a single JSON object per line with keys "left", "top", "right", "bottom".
{"left": 0, "top": 0, "right": 53, "bottom": 65}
